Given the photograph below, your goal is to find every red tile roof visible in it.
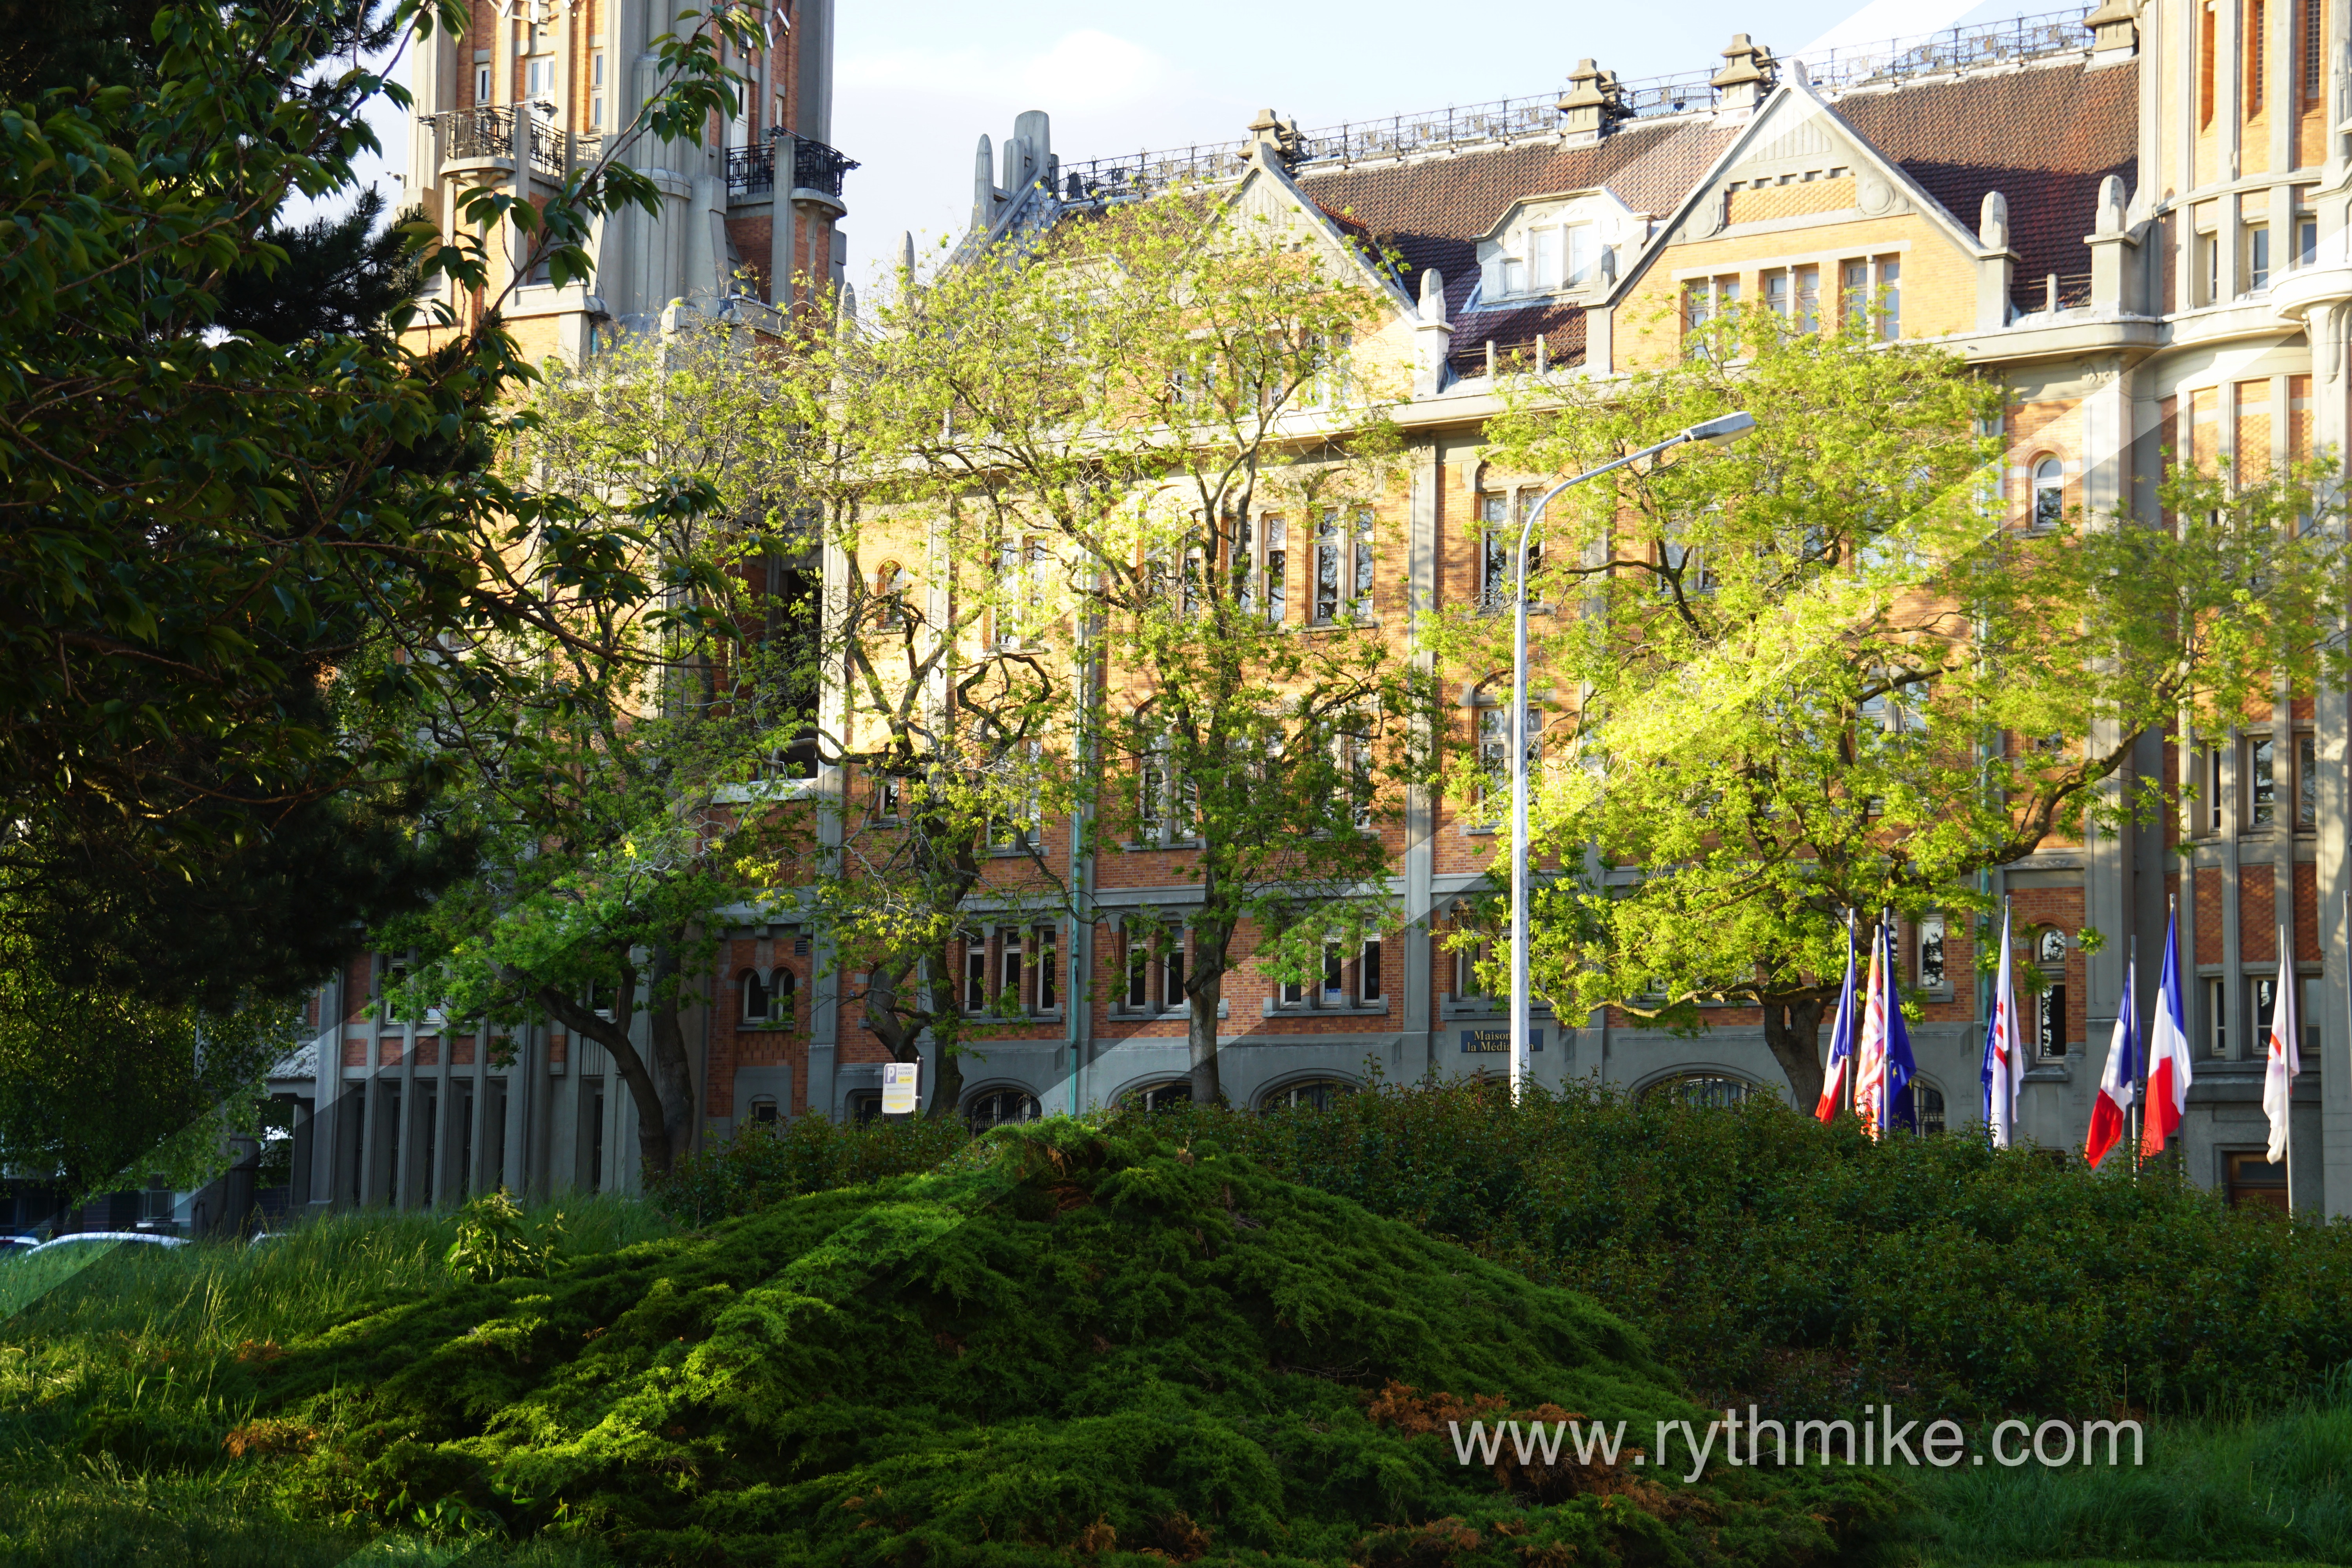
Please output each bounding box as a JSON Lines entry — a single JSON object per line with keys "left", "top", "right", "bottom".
{"left": 1830, "top": 62, "right": 2138, "bottom": 294}
{"left": 1297, "top": 121, "right": 1736, "bottom": 321}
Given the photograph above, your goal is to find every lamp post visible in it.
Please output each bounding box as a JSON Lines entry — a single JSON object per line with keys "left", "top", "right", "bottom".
{"left": 1508, "top": 410, "right": 1756, "bottom": 1102}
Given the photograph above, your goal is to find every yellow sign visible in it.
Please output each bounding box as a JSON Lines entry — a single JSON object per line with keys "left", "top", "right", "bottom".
{"left": 882, "top": 1062, "right": 920, "bottom": 1115}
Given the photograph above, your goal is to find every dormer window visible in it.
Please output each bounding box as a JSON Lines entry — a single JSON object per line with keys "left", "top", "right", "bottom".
{"left": 1567, "top": 225, "right": 1595, "bottom": 286}
{"left": 1532, "top": 229, "right": 1561, "bottom": 289}
{"left": 1501, "top": 255, "right": 1525, "bottom": 296}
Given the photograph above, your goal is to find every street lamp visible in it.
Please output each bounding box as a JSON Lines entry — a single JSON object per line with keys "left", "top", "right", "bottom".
{"left": 1507, "top": 410, "right": 1756, "bottom": 1102}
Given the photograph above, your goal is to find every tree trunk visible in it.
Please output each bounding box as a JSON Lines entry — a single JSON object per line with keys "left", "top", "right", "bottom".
{"left": 643, "top": 942, "right": 699, "bottom": 1171}
{"left": 533, "top": 963, "right": 679, "bottom": 1181}
{"left": 1761, "top": 995, "right": 1830, "bottom": 1113}
{"left": 1187, "top": 929, "right": 1227, "bottom": 1107}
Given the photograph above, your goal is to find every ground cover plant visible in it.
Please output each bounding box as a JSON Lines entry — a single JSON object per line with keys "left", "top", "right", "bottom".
{"left": 165, "top": 1121, "right": 1896, "bottom": 1566}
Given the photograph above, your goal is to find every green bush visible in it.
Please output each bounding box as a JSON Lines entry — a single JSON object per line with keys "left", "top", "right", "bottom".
{"left": 1143, "top": 1073, "right": 2352, "bottom": 1423}
{"left": 230, "top": 1122, "right": 1898, "bottom": 1567}
{"left": 641, "top": 1109, "right": 972, "bottom": 1225}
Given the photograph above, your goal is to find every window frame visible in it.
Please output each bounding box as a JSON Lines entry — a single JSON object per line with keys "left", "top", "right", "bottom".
{"left": 1311, "top": 505, "right": 1376, "bottom": 625}
{"left": 2030, "top": 455, "right": 2065, "bottom": 530}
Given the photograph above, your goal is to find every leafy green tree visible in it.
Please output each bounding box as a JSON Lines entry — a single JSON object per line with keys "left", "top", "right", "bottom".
{"left": 799, "top": 197, "right": 1432, "bottom": 1107}
{"left": 1431, "top": 306, "right": 2348, "bottom": 1106}
{"left": 0, "top": 0, "right": 760, "bottom": 1189}
{"left": 379, "top": 322, "right": 805, "bottom": 1179}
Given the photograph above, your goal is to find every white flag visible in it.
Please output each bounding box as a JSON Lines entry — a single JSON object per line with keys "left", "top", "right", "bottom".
{"left": 2264, "top": 929, "right": 2300, "bottom": 1165}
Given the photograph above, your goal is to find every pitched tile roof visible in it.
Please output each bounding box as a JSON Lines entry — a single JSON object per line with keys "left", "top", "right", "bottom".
{"left": 1296, "top": 120, "right": 1737, "bottom": 321}
{"left": 1830, "top": 62, "right": 2138, "bottom": 294}
{"left": 1446, "top": 303, "right": 1588, "bottom": 375}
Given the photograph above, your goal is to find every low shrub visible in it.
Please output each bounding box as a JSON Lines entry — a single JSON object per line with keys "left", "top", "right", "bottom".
{"left": 1145, "top": 1073, "right": 2352, "bottom": 1423}
{"left": 641, "top": 1107, "right": 971, "bottom": 1225}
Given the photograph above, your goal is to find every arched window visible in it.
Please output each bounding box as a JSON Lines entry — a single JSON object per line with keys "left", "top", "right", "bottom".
{"left": 740, "top": 969, "right": 769, "bottom": 1023}
{"left": 771, "top": 968, "right": 797, "bottom": 1028}
{"left": 2034, "top": 927, "right": 2069, "bottom": 1058}
{"left": 1642, "top": 1073, "right": 1756, "bottom": 1109}
{"left": 1259, "top": 1078, "right": 1354, "bottom": 1112}
{"left": 2031, "top": 457, "right": 2065, "bottom": 530}
{"left": 1904, "top": 1080, "right": 1947, "bottom": 1136}
{"left": 1122, "top": 1079, "right": 1192, "bottom": 1112}
{"left": 965, "top": 1087, "right": 1041, "bottom": 1129}
{"left": 749, "top": 1096, "right": 779, "bottom": 1126}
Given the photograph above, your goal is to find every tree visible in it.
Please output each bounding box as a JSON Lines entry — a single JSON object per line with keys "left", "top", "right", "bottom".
{"left": 378, "top": 320, "right": 806, "bottom": 1181}
{"left": 0, "top": 0, "right": 760, "bottom": 1188}
{"left": 798, "top": 195, "right": 1431, "bottom": 1107}
{"left": 1430, "top": 305, "right": 2348, "bottom": 1108}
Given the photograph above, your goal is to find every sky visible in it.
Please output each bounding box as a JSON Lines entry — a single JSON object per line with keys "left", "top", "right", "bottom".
{"left": 328, "top": 0, "right": 2036, "bottom": 280}
{"left": 832, "top": 0, "right": 2029, "bottom": 287}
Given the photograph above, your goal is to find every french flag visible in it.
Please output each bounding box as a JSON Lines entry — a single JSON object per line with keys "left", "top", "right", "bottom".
{"left": 2141, "top": 906, "right": 2193, "bottom": 1155}
{"left": 1815, "top": 913, "right": 1858, "bottom": 1122}
{"left": 2084, "top": 946, "right": 2138, "bottom": 1169}
{"left": 1980, "top": 905, "right": 2024, "bottom": 1148}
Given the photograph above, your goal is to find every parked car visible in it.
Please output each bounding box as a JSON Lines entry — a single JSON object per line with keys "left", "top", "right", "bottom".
{"left": 22, "top": 1231, "right": 191, "bottom": 1256}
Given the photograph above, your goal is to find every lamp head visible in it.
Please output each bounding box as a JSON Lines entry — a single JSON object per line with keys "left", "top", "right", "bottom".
{"left": 1683, "top": 410, "right": 1757, "bottom": 447}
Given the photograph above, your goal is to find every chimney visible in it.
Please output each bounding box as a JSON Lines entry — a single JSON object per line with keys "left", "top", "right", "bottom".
{"left": 1247, "top": 108, "right": 1305, "bottom": 165}
{"left": 1556, "top": 58, "right": 1630, "bottom": 144}
{"left": 1709, "top": 34, "right": 1778, "bottom": 114}
{"left": 2084, "top": 0, "right": 2138, "bottom": 66}
{"left": 1415, "top": 268, "right": 1453, "bottom": 395}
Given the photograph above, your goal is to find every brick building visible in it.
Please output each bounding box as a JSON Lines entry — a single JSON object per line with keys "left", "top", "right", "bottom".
{"left": 237, "top": 0, "right": 2352, "bottom": 1225}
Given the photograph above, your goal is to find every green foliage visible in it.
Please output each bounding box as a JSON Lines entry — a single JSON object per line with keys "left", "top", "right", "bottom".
{"left": 1149, "top": 1076, "right": 2352, "bottom": 1424}
{"left": 1907, "top": 1398, "right": 2352, "bottom": 1564}
{"left": 204, "top": 1123, "right": 1894, "bottom": 1565}
{"left": 791, "top": 195, "right": 1434, "bottom": 1105}
{"left": 642, "top": 1112, "right": 976, "bottom": 1226}
{"left": 446, "top": 1190, "right": 568, "bottom": 1285}
{"left": 1434, "top": 308, "right": 2351, "bottom": 1103}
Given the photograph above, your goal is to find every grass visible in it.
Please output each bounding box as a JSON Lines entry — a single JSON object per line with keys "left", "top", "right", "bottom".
{"left": 0, "top": 1195, "right": 668, "bottom": 1568}
{"left": 1900, "top": 1404, "right": 2352, "bottom": 1565}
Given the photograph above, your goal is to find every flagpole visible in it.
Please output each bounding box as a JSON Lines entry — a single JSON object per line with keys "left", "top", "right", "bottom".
{"left": 2283, "top": 920, "right": 2296, "bottom": 1217}
{"left": 2127, "top": 933, "right": 2140, "bottom": 1180}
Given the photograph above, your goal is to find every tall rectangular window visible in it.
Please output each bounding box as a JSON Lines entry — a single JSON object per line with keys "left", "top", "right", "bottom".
{"left": 1037, "top": 927, "right": 1059, "bottom": 1011}
{"left": 1000, "top": 928, "right": 1023, "bottom": 1007}
{"left": 2299, "top": 214, "right": 2319, "bottom": 266}
{"left": 1916, "top": 914, "right": 1947, "bottom": 989}
{"left": 1264, "top": 517, "right": 1287, "bottom": 624}
{"left": 1125, "top": 931, "right": 1149, "bottom": 1009}
{"left": 2210, "top": 746, "right": 2226, "bottom": 833}
{"left": 1532, "top": 227, "right": 1561, "bottom": 289}
{"left": 1765, "top": 269, "right": 1789, "bottom": 318}
{"left": 1321, "top": 940, "right": 1346, "bottom": 1002}
{"left": 1795, "top": 264, "right": 1820, "bottom": 331}
{"left": 1875, "top": 256, "right": 1900, "bottom": 339}
{"left": 2209, "top": 976, "right": 2229, "bottom": 1056}
{"left": 1164, "top": 932, "right": 1187, "bottom": 1008}
{"left": 1228, "top": 513, "right": 1254, "bottom": 612}
{"left": 2251, "top": 735, "right": 2277, "bottom": 826}
{"left": 2250, "top": 0, "right": 2268, "bottom": 111}
{"left": 2300, "top": 733, "right": 2319, "bottom": 828}
{"left": 966, "top": 938, "right": 989, "bottom": 1011}
{"left": 1360, "top": 938, "right": 1383, "bottom": 1002}
{"left": 1841, "top": 259, "right": 1869, "bottom": 328}
{"left": 1479, "top": 491, "right": 1538, "bottom": 609}
{"left": 525, "top": 57, "right": 552, "bottom": 98}
{"left": 1312, "top": 508, "right": 1373, "bottom": 622}
{"left": 1566, "top": 225, "right": 1594, "bottom": 285}
{"left": 2306, "top": 0, "right": 2325, "bottom": 100}
{"left": 2201, "top": 0, "right": 2218, "bottom": 126}
{"left": 477, "top": 65, "right": 493, "bottom": 102}
{"left": 2251, "top": 225, "right": 2273, "bottom": 290}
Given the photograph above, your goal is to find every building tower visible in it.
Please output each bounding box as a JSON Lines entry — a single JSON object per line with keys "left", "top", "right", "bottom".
{"left": 402, "top": 0, "right": 851, "bottom": 365}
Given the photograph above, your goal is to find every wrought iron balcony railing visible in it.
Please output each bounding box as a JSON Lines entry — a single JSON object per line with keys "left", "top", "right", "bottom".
{"left": 726, "top": 142, "right": 775, "bottom": 198}
{"left": 725, "top": 133, "right": 858, "bottom": 202}
{"left": 435, "top": 103, "right": 565, "bottom": 179}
